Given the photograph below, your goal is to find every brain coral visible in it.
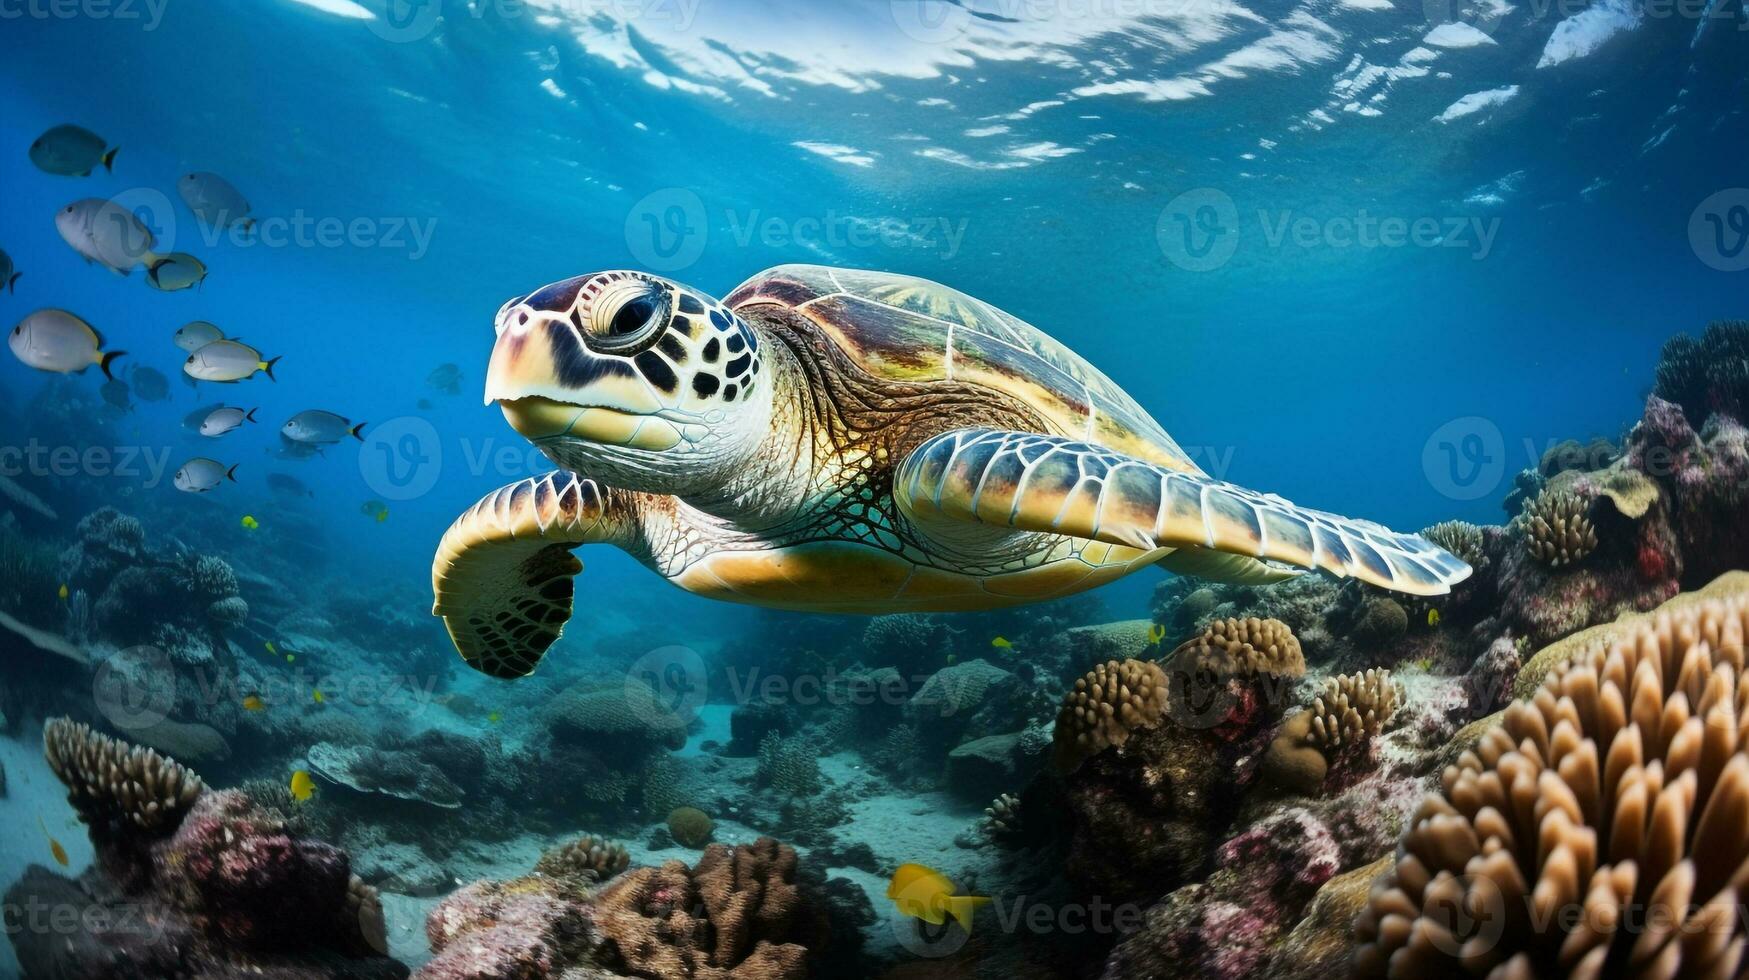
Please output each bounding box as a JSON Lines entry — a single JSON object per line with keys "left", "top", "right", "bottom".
{"left": 667, "top": 805, "right": 715, "bottom": 848}
{"left": 1052, "top": 658, "right": 1169, "bottom": 773}
{"left": 1353, "top": 591, "right": 1749, "bottom": 978}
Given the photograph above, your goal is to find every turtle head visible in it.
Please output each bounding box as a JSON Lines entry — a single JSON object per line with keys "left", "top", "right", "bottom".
{"left": 485, "top": 270, "right": 774, "bottom": 492}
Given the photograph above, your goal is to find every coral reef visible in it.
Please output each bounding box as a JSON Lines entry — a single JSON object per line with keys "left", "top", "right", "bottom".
{"left": 667, "top": 805, "right": 716, "bottom": 848}
{"left": 1517, "top": 487, "right": 1598, "bottom": 567}
{"left": 1654, "top": 319, "right": 1749, "bottom": 425}
{"left": 10, "top": 718, "right": 404, "bottom": 978}
{"left": 1051, "top": 658, "right": 1169, "bottom": 773}
{"left": 535, "top": 833, "right": 631, "bottom": 882}
{"left": 307, "top": 741, "right": 465, "bottom": 809}
{"left": 417, "top": 837, "right": 837, "bottom": 980}
{"left": 1303, "top": 669, "right": 1400, "bottom": 754}
{"left": 1354, "top": 588, "right": 1749, "bottom": 977}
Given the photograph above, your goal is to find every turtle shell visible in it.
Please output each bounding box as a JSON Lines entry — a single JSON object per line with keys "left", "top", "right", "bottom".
{"left": 725, "top": 264, "right": 1200, "bottom": 473}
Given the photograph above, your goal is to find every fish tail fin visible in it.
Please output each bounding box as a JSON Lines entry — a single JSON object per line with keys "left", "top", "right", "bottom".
{"left": 351, "top": 422, "right": 368, "bottom": 442}
{"left": 99, "top": 350, "right": 126, "bottom": 380}
{"left": 944, "top": 896, "right": 988, "bottom": 933}
{"left": 226, "top": 464, "right": 239, "bottom": 483}
{"left": 101, "top": 147, "right": 117, "bottom": 172}
{"left": 145, "top": 256, "right": 166, "bottom": 288}
{"left": 263, "top": 356, "right": 281, "bottom": 382}
{"left": 5, "top": 272, "right": 17, "bottom": 293}
{"left": 246, "top": 408, "right": 259, "bottom": 423}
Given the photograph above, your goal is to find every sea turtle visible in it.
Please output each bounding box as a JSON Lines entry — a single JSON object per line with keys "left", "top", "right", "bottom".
{"left": 433, "top": 265, "right": 1470, "bottom": 678}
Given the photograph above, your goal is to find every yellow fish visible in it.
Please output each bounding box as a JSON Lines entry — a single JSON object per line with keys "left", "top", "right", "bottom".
{"left": 991, "top": 636, "right": 1012, "bottom": 651}
{"left": 39, "top": 817, "right": 68, "bottom": 867}
{"left": 242, "top": 694, "right": 265, "bottom": 712}
{"left": 487, "top": 710, "right": 501, "bottom": 725}
{"left": 286, "top": 654, "right": 296, "bottom": 663}
{"left": 1427, "top": 608, "right": 1442, "bottom": 628}
{"left": 265, "top": 641, "right": 278, "bottom": 656}
{"left": 1147, "top": 623, "right": 1167, "bottom": 645}
{"left": 240, "top": 514, "right": 259, "bottom": 530}
{"left": 57, "top": 583, "right": 69, "bottom": 602}
{"left": 887, "top": 863, "right": 987, "bottom": 932}
{"left": 311, "top": 689, "right": 325, "bottom": 704}
{"left": 289, "top": 770, "right": 316, "bottom": 802}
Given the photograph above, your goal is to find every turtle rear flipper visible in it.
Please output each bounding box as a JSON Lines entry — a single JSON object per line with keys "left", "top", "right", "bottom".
{"left": 896, "top": 428, "right": 1472, "bottom": 597}
{"left": 432, "top": 473, "right": 640, "bottom": 678}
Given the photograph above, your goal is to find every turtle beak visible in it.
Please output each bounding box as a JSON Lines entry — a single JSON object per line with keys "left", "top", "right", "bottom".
{"left": 485, "top": 302, "right": 667, "bottom": 443}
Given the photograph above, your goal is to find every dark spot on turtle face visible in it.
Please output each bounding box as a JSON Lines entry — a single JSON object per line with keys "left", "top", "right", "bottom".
{"left": 737, "top": 324, "right": 758, "bottom": 352}
{"left": 692, "top": 373, "right": 719, "bottom": 397}
{"left": 702, "top": 338, "right": 720, "bottom": 363}
{"left": 727, "top": 334, "right": 746, "bottom": 354}
{"left": 657, "top": 333, "right": 687, "bottom": 364}
{"left": 710, "top": 310, "right": 732, "bottom": 332}
{"left": 548, "top": 320, "right": 637, "bottom": 388}
{"left": 526, "top": 275, "right": 589, "bottom": 312}
{"left": 679, "top": 293, "right": 704, "bottom": 315}
{"left": 726, "top": 354, "right": 751, "bottom": 378}
{"left": 723, "top": 383, "right": 738, "bottom": 402}
{"left": 634, "top": 351, "right": 679, "bottom": 394}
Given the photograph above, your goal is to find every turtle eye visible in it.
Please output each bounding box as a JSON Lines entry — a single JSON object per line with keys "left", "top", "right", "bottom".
{"left": 586, "top": 278, "right": 671, "bottom": 353}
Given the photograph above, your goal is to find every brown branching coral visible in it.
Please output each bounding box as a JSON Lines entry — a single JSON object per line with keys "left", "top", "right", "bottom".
{"left": 1519, "top": 489, "right": 1598, "bottom": 568}
{"left": 1051, "top": 658, "right": 1170, "bottom": 773}
{"left": 593, "top": 837, "right": 827, "bottom": 980}
{"left": 1422, "top": 520, "right": 1489, "bottom": 575}
{"left": 1305, "top": 669, "right": 1401, "bottom": 753}
{"left": 44, "top": 717, "right": 204, "bottom": 834}
{"left": 1353, "top": 592, "right": 1749, "bottom": 978}
{"left": 983, "top": 792, "right": 1023, "bottom": 846}
{"left": 535, "top": 834, "right": 630, "bottom": 883}
{"left": 1166, "top": 616, "right": 1306, "bottom": 680}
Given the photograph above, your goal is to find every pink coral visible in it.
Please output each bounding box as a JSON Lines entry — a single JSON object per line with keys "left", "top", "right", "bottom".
{"left": 420, "top": 877, "right": 594, "bottom": 980}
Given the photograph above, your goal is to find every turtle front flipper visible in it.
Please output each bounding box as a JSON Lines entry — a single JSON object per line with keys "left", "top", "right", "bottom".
{"left": 431, "top": 472, "right": 641, "bottom": 679}
{"left": 895, "top": 428, "right": 1472, "bottom": 597}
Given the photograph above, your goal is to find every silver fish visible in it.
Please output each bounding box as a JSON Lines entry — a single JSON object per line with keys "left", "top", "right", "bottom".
{"left": 174, "top": 320, "right": 229, "bottom": 352}
{"left": 131, "top": 366, "right": 171, "bottom": 402}
{"left": 178, "top": 172, "right": 253, "bottom": 232}
{"left": 9, "top": 309, "right": 124, "bottom": 377}
{"left": 185, "top": 340, "right": 279, "bottom": 383}
{"left": 282, "top": 410, "right": 366, "bottom": 444}
{"left": 174, "top": 457, "right": 237, "bottom": 493}
{"left": 56, "top": 198, "right": 156, "bottom": 274}
{"left": 0, "top": 249, "right": 18, "bottom": 293}
{"left": 30, "top": 125, "right": 116, "bottom": 177}
{"left": 147, "top": 253, "right": 207, "bottom": 292}
{"left": 200, "top": 406, "right": 258, "bottom": 437}
{"left": 184, "top": 402, "right": 225, "bottom": 431}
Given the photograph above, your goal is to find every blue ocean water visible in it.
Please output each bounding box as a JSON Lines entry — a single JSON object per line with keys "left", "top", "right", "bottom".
{"left": 0, "top": 3, "right": 1746, "bottom": 972}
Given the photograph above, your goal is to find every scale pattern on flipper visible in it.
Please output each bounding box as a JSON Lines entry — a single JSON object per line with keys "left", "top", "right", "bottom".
{"left": 897, "top": 428, "right": 1473, "bottom": 596}
{"left": 431, "top": 472, "right": 621, "bottom": 679}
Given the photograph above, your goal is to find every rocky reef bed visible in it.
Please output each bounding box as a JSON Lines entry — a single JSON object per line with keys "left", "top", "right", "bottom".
{"left": 2, "top": 320, "right": 1748, "bottom": 978}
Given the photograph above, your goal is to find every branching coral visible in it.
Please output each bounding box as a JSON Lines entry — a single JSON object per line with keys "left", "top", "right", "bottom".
{"left": 1353, "top": 591, "right": 1749, "bottom": 978}
{"left": 1305, "top": 669, "right": 1401, "bottom": 753}
{"left": 1519, "top": 489, "right": 1598, "bottom": 568}
{"left": 1052, "top": 658, "right": 1170, "bottom": 773}
{"left": 863, "top": 612, "right": 960, "bottom": 673}
{"left": 757, "top": 732, "right": 823, "bottom": 797}
{"left": 983, "top": 792, "right": 1024, "bottom": 846}
{"left": 44, "top": 717, "right": 204, "bottom": 834}
{"left": 1422, "top": 520, "right": 1489, "bottom": 576}
{"left": 1654, "top": 319, "right": 1749, "bottom": 424}
{"left": 535, "top": 834, "right": 630, "bottom": 882}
